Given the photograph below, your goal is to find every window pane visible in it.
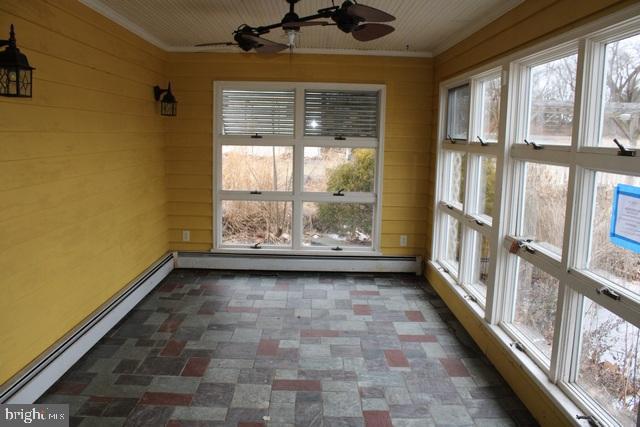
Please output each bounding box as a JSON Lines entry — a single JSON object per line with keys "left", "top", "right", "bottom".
{"left": 303, "top": 147, "right": 375, "bottom": 193}
{"left": 469, "top": 232, "right": 490, "bottom": 300}
{"left": 304, "top": 90, "right": 379, "bottom": 138}
{"left": 512, "top": 259, "right": 559, "bottom": 359}
{"left": 443, "top": 215, "right": 462, "bottom": 276}
{"left": 222, "top": 201, "right": 292, "bottom": 246}
{"left": 527, "top": 55, "right": 577, "bottom": 145}
{"left": 447, "top": 84, "right": 470, "bottom": 140}
{"left": 480, "top": 76, "right": 501, "bottom": 142}
{"left": 578, "top": 298, "right": 639, "bottom": 426}
{"left": 599, "top": 33, "right": 640, "bottom": 149}
{"left": 445, "top": 151, "right": 466, "bottom": 207}
{"left": 222, "top": 146, "right": 293, "bottom": 192}
{"left": 521, "top": 163, "right": 569, "bottom": 254}
{"left": 303, "top": 202, "right": 373, "bottom": 248}
{"left": 588, "top": 172, "right": 640, "bottom": 295}
{"left": 222, "top": 89, "right": 295, "bottom": 136}
{"left": 478, "top": 156, "right": 496, "bottom": 218}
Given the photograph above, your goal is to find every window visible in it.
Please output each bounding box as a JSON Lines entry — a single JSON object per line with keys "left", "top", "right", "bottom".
{"left": 510, "top": 258, "right": 559, "bottom": 361}
{"left": 587, "top": 172, "right": 640, "bottom": 296}
{"left": 577, "top": 298, "right": 639, "bottom": 426}
{"left": 447, "top": 84, "right": 470, "bottom": 140}
{"left": 215, "top": 82, "right": 384, "bottom": 252}
{"left": 480, "top": 76, "right": 501, "bottom": 142}
{"left": 526, "top": 54, "right": 577, "bottom": 146}
{"left": 435, "top": 70, "right": 502, "bottom": 309}
{"left": 434, "top": 13, "right": 640, "bottom": 426}
{"left": 598, "top": 33, "right": 640, "bottom": 149}
{"left": 520, "top": 162, "right": 569, "bottom": 255}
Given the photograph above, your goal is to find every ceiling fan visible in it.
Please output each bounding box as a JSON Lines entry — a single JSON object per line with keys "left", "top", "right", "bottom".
{"left": 195, "top": 0, "right": 396, "bottom": 54}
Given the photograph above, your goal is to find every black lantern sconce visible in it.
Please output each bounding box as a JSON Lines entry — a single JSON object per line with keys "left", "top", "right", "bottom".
{"left": 153, "top": 82, "right": 177, "bottom": 116}
{"left": 0, "top": 25, "right": 35, "bottom": 98}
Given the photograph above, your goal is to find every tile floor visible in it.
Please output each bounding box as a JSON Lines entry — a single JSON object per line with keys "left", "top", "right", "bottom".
{"left": 39, "top": 269, "right": 537, "bottom": 426}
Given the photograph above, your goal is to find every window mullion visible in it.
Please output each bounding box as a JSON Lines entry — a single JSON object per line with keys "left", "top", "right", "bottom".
{"left": 292, "top": 87, "right": 304, "bottom": 251}
{"left": 486, "top": 66, "right": 512, "bottom": 324}
{"left": 551, "top": 38, "right": 588, "bottom": 383}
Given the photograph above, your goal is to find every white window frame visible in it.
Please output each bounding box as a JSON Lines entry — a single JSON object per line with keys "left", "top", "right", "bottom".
{"left": 432, "top": 4, "right": 640, "bottom": 426}
{"left": 213, "top": 81, "right": 385, "bottom": 255}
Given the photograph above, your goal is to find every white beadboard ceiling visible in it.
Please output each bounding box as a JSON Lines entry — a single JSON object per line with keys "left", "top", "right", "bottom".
{"left": 80, "top": 0, "right": 523, "bottom": 56}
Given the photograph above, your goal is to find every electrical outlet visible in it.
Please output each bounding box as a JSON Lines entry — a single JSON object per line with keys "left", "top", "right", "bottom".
{"left": 399, "top": 235, "right": 408, "bottom": 247}
{"left": 182, "top": 230, "right": 191, "bottom": 242}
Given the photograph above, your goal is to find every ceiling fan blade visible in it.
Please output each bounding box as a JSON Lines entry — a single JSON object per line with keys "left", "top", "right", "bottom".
{"left": 240, "top": 34, "right": 287, "bottom": 53}
{"left": 194, "top": 42, "right": 236, "bottom": 47}
{"left": 352, "top": 23, "right": 394, "bottom": 41}
{"left": 255, "top": 42, "right": 289, "bottom": 54}
{"left": 347, "top": 4, "right": 395, "bottom": 22}
{"left": 282, "top": 21, "right": 330, "bottom": 28}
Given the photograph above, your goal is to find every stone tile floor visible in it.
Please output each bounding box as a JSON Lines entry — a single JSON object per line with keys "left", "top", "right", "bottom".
{"left": 39, "top": 269, "right": 538, "bottom": 426}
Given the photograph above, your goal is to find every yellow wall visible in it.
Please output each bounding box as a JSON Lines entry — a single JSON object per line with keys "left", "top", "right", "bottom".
{"left": 0, "top": 0, "right": 169, "bottom": 385}
{"left": 164, "top": 53, "right": 433, "bottom": 256}
{"left": 425, "top": 0, "right": 637, "bottom": 424}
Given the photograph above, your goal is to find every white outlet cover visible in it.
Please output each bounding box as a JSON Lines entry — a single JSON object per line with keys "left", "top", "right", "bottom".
{"left": 182, "top": 230, "right": 191, "bottom": 242}
{"left": 400, "top": 235, "right": 408, "bottom": 247}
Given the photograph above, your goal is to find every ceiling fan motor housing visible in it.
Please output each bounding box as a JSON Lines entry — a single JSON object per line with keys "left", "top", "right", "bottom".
{"left": 234, "top": 28, "right": 256, "bottom": 51}
{"left": 332, "top": 1, "right": 363, "bottom": 33}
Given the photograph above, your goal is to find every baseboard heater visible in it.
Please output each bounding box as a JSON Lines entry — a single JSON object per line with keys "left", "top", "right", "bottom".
{"left": 176, "top": 252, "right": 422, "bottom": 274}
{"left": 0, "top": 253, "right": 175, "bottom": 404}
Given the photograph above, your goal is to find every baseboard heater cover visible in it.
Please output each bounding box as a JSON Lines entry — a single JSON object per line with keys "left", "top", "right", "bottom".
{"left": 0, "top": 253, "right": 175, "bottom": 404}
{"left": 176, "top": 252, "right": 422, "bottom": 274}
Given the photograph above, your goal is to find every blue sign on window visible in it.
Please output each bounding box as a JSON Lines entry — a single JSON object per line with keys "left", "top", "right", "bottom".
{"left": 610, "top": 184, "right": 640, "bottom": 254}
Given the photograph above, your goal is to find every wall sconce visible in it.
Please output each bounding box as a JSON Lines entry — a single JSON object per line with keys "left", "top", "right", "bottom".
{"left": 0, "top": 25, "right": 35, "bottom": 98}
{"left": 153, "top": 82, "right": 177, "bottom": 116}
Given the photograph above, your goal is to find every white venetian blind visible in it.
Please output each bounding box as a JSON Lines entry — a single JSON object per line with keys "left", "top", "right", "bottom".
{"left": 304, "top": 90, "right": 379, "bottom": 138}
{"left": 221, "top": 89, "right": 295, "bottom": 136}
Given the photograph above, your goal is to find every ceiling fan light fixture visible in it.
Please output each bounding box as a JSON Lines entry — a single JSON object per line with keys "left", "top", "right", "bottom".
{"left": 286, "top": 29, "right": 297, "bottom": 47}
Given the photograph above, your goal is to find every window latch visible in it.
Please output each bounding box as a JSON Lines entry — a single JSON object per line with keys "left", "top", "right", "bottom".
{"left": 576, "top": 415, "right": 603, "bottom": 427}
{"left": 524, "top": 139, "right": 543, "bottom": 150}
{"left": 331, "top": 246, "right": 343, "bottom": 251}
{"left": 596, "top": 287, "right": 621, "bottom": 301}
{"left": 475, "top": 219, "right": 484, "bottom": 226}
{"left": 334, "top": 135, "right": 346, "bottom": 141}
{"left": 251, "top": 241, "right": 262, "bottom": 249}
{"left": 447, "top": 134, "right": 456, "bottom": 144}
{"left": 476, "top": 136, "right": 488, "bottom": 146}
{"left": 446, "top": 203, "right": 454, "bottom": 210}
{"left": 251, "top": 133, "right": 263, "bottom": 139}
{"left": 465, "top": 294, "right": 478, "bottom": 303}
{"left": 613, "top": 138, "right": 636, "bottom": 157}
{"left": 510, "top": 238, "right": 532, "bottom": 254}
{"left": 250, "top": 190, "right": 262, "bottom": 195}
{"left": 511, "top": 342, "right": 526, "bottom": 353}
{"left": 333, "top": 188, "right": 345, "bottom": 196}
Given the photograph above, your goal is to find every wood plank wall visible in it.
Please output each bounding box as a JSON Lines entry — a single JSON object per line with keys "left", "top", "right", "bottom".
{"left": 0, "top": 0, "right": 169, "bottom": 385}
{"left": 164, "top": 53, "right": 433, "bottom": 256}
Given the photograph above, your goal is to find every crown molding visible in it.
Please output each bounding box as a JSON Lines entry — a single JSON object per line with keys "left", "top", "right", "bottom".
{"left": 79, "top": 0, "right": 171, "bottom": 50}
